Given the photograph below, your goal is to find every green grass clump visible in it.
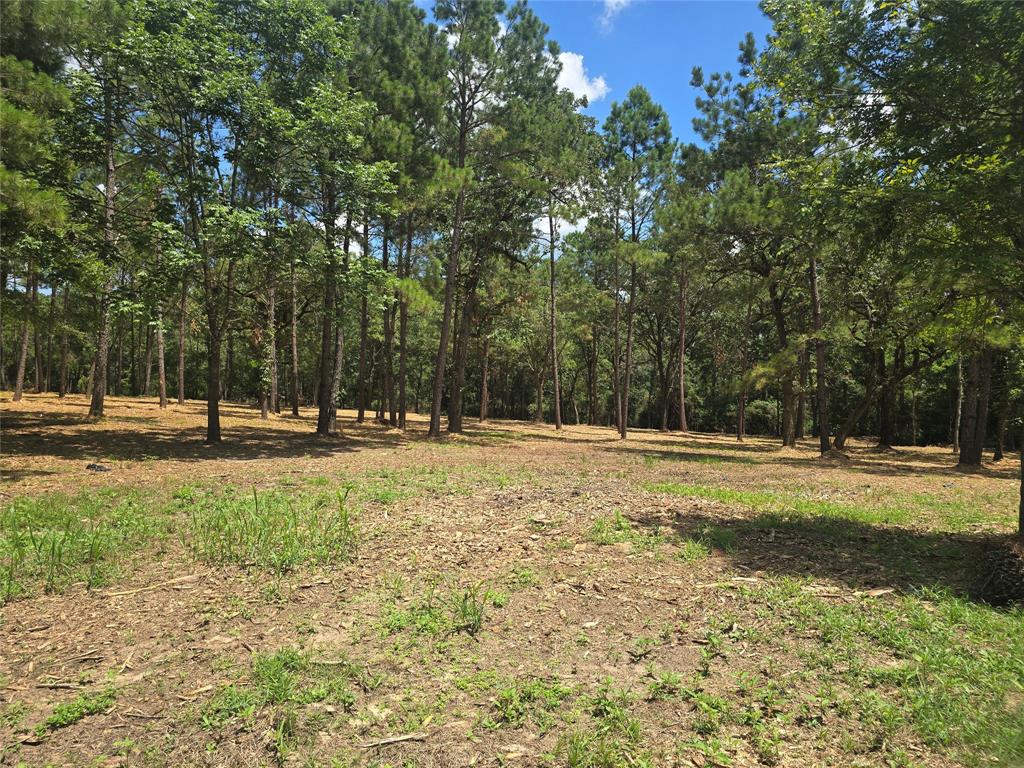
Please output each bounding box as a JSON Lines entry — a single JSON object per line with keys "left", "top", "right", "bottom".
{"left": 1, "top": 491, "right": 158, "bottom": 603}
{"left": 37, "top": 688, "right": 116, "bottom": 735}
{"left": 383, "top": 579, "right": 502, "bottom": 639}
{"left": 555, "top": 681, "right": 648, "bottom": 767}
{"left": 200, "top": 648, "right": 361, "bottom": 730}
{"left": 180, "top": 486, "right": 357, "bottom": 573}
{"left": 484, "top": 677, "right": 573, "bottom": 731}
{"left": 756, "top": 580, "right": 1024, "bottom": 766}
{"left": 587, "top": 512, "right": 663, "bottom": 551}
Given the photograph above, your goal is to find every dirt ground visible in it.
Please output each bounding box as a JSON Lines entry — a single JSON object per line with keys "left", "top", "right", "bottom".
{"left": 1, "top": 394, "right": 1021, "bottom": 768}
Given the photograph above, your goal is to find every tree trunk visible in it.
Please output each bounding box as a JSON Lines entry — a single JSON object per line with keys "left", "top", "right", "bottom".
{"left": 58, "top": 282, "right": 70, "bottom": 397}
{"left": 449, "top": 260, "right": 482, "bottom": 434}
{"left": 480, "top": 335, "right": 490, "bottom": 423}
{"left": 796, "top": 348, "right": 808, "bottom": 439}
{"left": 43, "top": 282, "right": 55, "bottom": 392}
{"left": 328, "top": 214, "right": 352, "bottom": 432}
{"left": 356, "top": 220, "right": 369, "bottom": 424}
{"left": 143, "top": 324, "right": 154, "bottom": 396}
{"left": 952, "top": 357, "right": 963, "bottom": 453}
{"left": 315, "top": 181, "right": 338, "bottom": 436}
{"left": 13, "top": 267, "right": 33, "bottom": 403}
{"left": 156, "top": 303, "right": 167, "bottom": 408}
{"left": 206, "top": 331, "right": 222, "bottom": 443}
{"left": 429, "top": 184, "right": 465, "bottom": 437}
{"left": 178, "top": 278, "right": 187, "bottom": 405}
{"left": 548, "top": 208, "right": 562, "bottom": 430}
{"left": 958, "top": 349, "right": 993, "bottom": 466}
{"left": 89, "top": 79, "right": 117, "bottom": 419}
{"left": 398, "top": 218, "right": 412, "bottom": 430}
{"left": 620, "top": 262, "right": 637, "bottom": 440}
{"left": 678, "top": 267, "right": 688, "bottom": 432}
{"left": 268, "top": 275, "right": 277, "bottom": 416}
{"left": 290, "top": 259, "right": 300, "bottom": 417}
{"left": 381, "top": 220, "right": 397, "bottom": 426}
{"left": 808, "top": 251, "right": 831, "bottom": 454}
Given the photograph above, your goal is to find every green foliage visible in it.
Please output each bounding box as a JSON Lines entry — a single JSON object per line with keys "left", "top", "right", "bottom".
{"left": 1, "top": 491, "right": 158, "bottom": 603}
{"left": 37, "top": 688, "right": 116, "bottom": 736}
{"left": 180, "top": 487, "right": 357, "bottom": 573}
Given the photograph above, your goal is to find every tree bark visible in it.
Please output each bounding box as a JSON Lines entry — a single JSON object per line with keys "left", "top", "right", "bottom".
{"left": 206, "top": 331, "right": 222, "bottom": 442}
{"left": 315, "top": 180, "right": 338, "bottom": 436}
{"left": 958, "top": 349, "right": 993, "bottom": 466}
{"left": 328, "top": 213, "right": 352, "bottom": 432}
{"left": 480, "top": 334, "right": 490, "bottom": 423}
{"left": 13, "top": 267, "right": 33, "bottom": 403}
{"left": 398, "top": 217, "right": 412, "bottom": 429}
{"left": 356, "top": 220, "right": 369, "bottom": 424}
{"left": 58, "top": 282, "right": 70, "bottom": 397}
{"left": 43, "top": 281, "right": 55, "bottom": 392}
{"left": 89, "top": 77, "right": 117, "bottom": 419}
{"left": 620, "top": 262, "right": 637, "bottom": 440}
{"left": 156, "top": 303, "right": 167, "bottom": 408}
{"left": 143, "top": 324, "right": 154, "bottom": 396}
{"left": 290, "top": 259, "right": 300, "bottom": 417}
{"left": 678, "top": 267, "right": 688, "bottom": 432}
{"left": 953, "top": 356, "right": 963, "bottom": 453}
{"left": 808, "top": 251, "right": 831, "bottom": 454}
{"left": 429, "top": 179, "right": 466, "bottom": 437}
{"left": 381, "top": 219, "right": 397, "bottom": 426}
{"left": 178, "top": 277, "right": 187, "bottom": 405}
{"left": 548, "top": 208, "right": 562, "bottom": 430}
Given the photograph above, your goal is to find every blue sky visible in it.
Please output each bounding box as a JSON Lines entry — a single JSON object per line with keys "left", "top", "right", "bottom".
{"left": 537, "top": 1, "right": 772, "bottom": 144}
{"left": 417, "top": 0, "right": 774, "bottom": 146}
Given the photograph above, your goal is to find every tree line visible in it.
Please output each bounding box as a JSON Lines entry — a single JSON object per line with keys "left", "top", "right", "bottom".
{"left": 2, "top": 0, "right": 1022, "bottom": 527}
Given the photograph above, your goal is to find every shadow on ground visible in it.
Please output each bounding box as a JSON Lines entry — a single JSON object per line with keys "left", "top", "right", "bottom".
{"left": 628, "top": 504, "right": 1011, "bottom": 603}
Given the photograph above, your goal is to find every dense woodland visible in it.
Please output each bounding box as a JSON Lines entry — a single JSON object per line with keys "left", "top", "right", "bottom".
{"left": 2, "top": 1, "right": 1022, "bottom": 515}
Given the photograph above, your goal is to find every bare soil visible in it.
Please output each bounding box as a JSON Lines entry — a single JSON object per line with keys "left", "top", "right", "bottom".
{"left": 1, "top": 394, "right": 1020, "bottom": 768}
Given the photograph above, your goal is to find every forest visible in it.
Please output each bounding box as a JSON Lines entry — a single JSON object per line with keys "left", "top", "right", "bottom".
{"left": 4, "top": 0, "right": 1023, "bottom": 476}
{"left": 2, "top": 1, "right": 1024, "bottom": 766}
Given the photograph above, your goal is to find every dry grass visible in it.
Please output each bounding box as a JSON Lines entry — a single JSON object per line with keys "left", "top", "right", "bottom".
{"left": 1, "top": 393, "right": 1021, "bottom": 768}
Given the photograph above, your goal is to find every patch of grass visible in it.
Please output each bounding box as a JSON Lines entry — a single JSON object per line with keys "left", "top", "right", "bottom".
{"left": 484, "top": 677, "right": 573, "bottom": 732}
{"left": 382, "top": 579, "right": 502, "bottom": 639}
{"left": 587, "top": 512, "right": 663, "bottom": 551}
{"left": 645, "top": 668, "right": 683, "bottom": 701}
{"left": 180, "top": 486, "right": 357, "bottom": 573}
{"left": 36, "top": 687, "right": 116, "bottom": 735}
{"left": 1, "top": 491, "right": 159, "bottom": 603}
{"left": 508, "top": 565, "right": 539, "bottom": 589}
{"left": 646, "top": 482, "right": 912, "bottom": 527}
{"left": 200, "top": 648, "right": 360, "bottom": 730}
{"left": 554, "top": 681, "right": 647, "bottom": 767}
{"left": 755, "top": 581, "right": 1024, "bottom": 766}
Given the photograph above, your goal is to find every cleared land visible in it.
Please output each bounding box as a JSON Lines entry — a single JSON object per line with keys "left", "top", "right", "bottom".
{"left": 1, "top": 394, "right": 1021, "bottom": 768}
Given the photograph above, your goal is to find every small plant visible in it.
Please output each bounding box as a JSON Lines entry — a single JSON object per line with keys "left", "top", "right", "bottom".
{"left": 447, "top": 582, "right": 487, "bottom": 636}
{"left": 37, "top": 687, "right": 116, "bottom": 735}
{"left": 508, "top": 566, "right": 538, "bottom": 588}
{"left": 645, "top": 668, "right": 683, "bottom": 701}
{"left": 200, "top": 648, "right": 360, "bottom": 731}
{"left": 486, "top": 677, "right": 572, "bottom": 731}
{"left": 587, "top": 512, "right": 663, "bottom": 551}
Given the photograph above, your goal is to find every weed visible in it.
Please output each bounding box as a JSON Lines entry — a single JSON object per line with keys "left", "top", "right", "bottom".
{"left": 1, "top": 492, "right": 157, "bottom": 602}
{"left": 181, "top": 487, "right": 357, "bottom": 573}
{"left": 485, "top": 677, "right": 572, "bottom": 731}
{"left": 587, "top": 512, "right": 662, "bottom": 551}
{"left": 36, "top": 688, "right": 116, "bottom": 735}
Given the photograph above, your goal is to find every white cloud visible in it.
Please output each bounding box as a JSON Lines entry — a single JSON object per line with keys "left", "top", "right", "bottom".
{"left": 557, "top": 52, "right": 609, "bottom": 104}
{"left": 599, "top": 0, "right": 632, "bottom": 30}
